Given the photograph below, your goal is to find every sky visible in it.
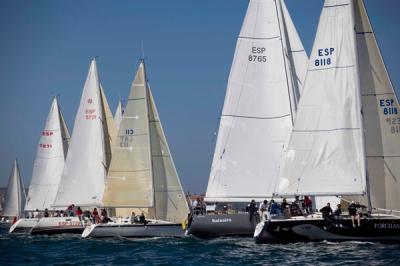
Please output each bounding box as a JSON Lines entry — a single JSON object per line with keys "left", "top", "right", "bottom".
{"left": 0, "top": 0, "right": 399, "bottom": 194}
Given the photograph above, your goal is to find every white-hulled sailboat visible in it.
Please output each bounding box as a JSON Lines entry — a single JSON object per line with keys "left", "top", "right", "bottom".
{"left": 1, "top": 159, "right": 26, "bottom": 225}
{"left": 255, "top": 0, "right": 400, "bottom": 243}
{"left": 188, "top": 0, "right": 308, "bottom": 237}
{"left": 9, "top": 97, "right": 70, "bottom": 234}
{"left": 82, "top": 59, "right": 189, "bottom": 238}
{"left": 30, "top": 58, "right": 117, "bottom": 235}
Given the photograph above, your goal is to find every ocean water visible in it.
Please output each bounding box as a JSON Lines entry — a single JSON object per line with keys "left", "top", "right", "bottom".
{"left": 1, "top": 226, "right": 400, "bottom": 265}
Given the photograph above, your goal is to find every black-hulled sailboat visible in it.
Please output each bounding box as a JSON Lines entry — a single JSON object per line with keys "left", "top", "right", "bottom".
{"left": 254, "top": 0, "right": 400, "bottom": 243}
{"left": 188, "top": 0, "right": 308, "bottom": 237}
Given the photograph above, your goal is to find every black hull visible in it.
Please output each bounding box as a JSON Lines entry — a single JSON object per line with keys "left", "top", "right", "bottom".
{"left": 30, "top": 226, "right": 84, "bottom": 235}
{"left": 188, "top": 213, "right": 259, "bottom": 238}
{"left": 255, "top": 215, "right": 400, "bottom": 244}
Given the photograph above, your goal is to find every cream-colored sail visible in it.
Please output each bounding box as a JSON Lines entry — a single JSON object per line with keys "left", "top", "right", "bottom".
{"left": 103, "top": 61, "right": 153, "bottom": 207}
{"left": 114, "top": 100, "right": 124, "bottom": 131}
{"left": 3, "top": 159, "right": 26, "bottom": 218}
{"left": 353, "top": 0, "right": 400, "bottom": 210}
{"left": 103, "top": 60, "right": 188, "bottom": 222}
{"left": 100, "top": 85, "right": 117, "bottom": 170}
{"left": 147, "top": 87, "right": 189, "bottom": 222}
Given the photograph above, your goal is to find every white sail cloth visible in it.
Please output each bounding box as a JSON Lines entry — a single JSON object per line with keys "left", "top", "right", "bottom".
{"left": 114, "top": 100, "right": 124, "bottom": 131}
{"left": 205, "top": 0, "right": 308, "bottom": 202}
{"left": 277, "top": 0, "right": 366, "bottom": 196}
{"left": 25, "top": 97, "right": 70, "bottom": 211}
{"left": 53, "top": 59, "right": 107, "bottom": 207}
{"left": 3, "top": 160, "right": 26, "bottom": 218}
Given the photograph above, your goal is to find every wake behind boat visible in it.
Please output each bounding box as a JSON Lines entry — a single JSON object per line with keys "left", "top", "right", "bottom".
{"left": 255, "top": 0, "right": 400, "bottom": 243}
{"left": 82, "top": 59, "right": 189, "bottom": 239}
{"left": 188, "top": 0, "right": 308, "bottom": 237}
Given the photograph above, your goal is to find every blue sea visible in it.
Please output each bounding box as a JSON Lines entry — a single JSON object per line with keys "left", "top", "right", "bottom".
{"left": 1, "top": 226, "right": 399, "bottom": 265}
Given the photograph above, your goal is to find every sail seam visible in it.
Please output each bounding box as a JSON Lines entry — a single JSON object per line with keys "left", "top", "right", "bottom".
{"left": 128, "top": 97, "right": 146, "bottom": 101}
{"left": 222, "top": 114, "right": 291, "bottom": 120}
{"left": 356, "top": 31, "right": 373, "bottom": 35}
{"left": 293, "top": 127, "right": 360, "bottom": 132}
{"left": 109, "top": 169, "right": 151, "bottom": 173}
{"left": 324, "top": 4, "right": 349, "bottom": 8}
{"left": 238, "top": 36, "right": 280, "bottom": 40}
{"left": 361, "top": 92, "right": 394, "bottom": 97}
{"left": 367, "top": 155, "right": 400, "bottom": 158}
{"left": 288, "top": 49, "right": 305, "bottom": 53}
{"left": 308, "top": 65, "right": 355, "bottom": 71}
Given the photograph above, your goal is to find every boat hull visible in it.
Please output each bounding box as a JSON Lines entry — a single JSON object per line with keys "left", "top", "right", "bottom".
{"left": 30, "top": 217, "right": 85, "bottom": 235}
{"left": 188, "top": 213, "right": 259, "bottom": 237}
{"left": 9, "top": 218, "right": 40, "bottom": 234}
{"left": 255, "top": 215, "right": 400, "bottom": 243}
{"left": 82, "top": 222, "right": 185, "bottom": 238}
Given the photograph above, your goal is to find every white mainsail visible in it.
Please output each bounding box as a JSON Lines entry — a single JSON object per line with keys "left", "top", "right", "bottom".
{"left": 354, "top": 0, "right": 400, "bottom": 210}
{"left": 53, "top": 59, "right": 107, "bottom": 207}
{"left": 103, "top": 60, "right": 189, "bottom": 222}
{"left": 3, "top": 159, "right": 26, "bottom": 218}
{"left": 277, "top": 0, "right": 366, "bottom": 196}
{"left": 114, "top": 100, "right": 124, "bottom": 131}
{"left": 25, "top": 97, "right": 70, "bottom": 211}
{"left": 205, "top": 0, "right": 308, "bottom": 202}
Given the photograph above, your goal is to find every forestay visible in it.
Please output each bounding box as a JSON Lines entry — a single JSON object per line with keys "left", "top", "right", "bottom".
{"left": 53, "top": 59, "right": 107, "bottom": 207}
{"left": 205, "top": 0, "right": 307, "bottom": 202}
{"left": 3, "top": 159, "right": 26, "bottom": 218}
{"left": 277, "top": 0, "right": 366, "bottom": 196}
{"left": 25, "top": 97, "right": 70, "bottom": 211}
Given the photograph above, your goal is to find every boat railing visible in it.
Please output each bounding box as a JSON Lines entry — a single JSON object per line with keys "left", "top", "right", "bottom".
{"left": 372, "top": 208, "right": 400, "bottom": 216}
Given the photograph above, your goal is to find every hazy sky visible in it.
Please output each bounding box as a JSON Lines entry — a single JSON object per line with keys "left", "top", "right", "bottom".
{"left": 0, "top": 0, "right": 399, "bottom": 193}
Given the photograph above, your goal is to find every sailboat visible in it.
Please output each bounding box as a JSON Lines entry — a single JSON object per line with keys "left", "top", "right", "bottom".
{"left": 82, "top": 59, "right": 189, "bottom": 238}
{"left": 255, "top": 0, "right": 400, "bottom": 243}
{"left": 30, "top": 58, "right": 117, "bottom": 235}
{"left": 188, "top": 0, "right": 308, "bottom": 237}
{"left": 114, "top": 100, "right": 124, "bottom": 131}
{"left": 1, "top": 159, "right": 26, "bottom": 224}
{"left": 9, "top": 97, "right": 70, "bottom": 234}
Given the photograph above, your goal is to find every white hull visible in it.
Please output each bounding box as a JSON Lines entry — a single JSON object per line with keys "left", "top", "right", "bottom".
{"left": 82, "top": 220, "right": 185, "bottom": 238}
{"left": 30, "top": 216, "right": 85, "bottom": 235}
{"left": 9, "top": 218, "right": 40, "bottom": 234}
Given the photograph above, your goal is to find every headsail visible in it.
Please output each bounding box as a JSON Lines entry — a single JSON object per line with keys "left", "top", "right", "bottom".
{"left": 53, "top": 59, "right": 107, "bottom": 207}
{"left": 114, "top": 100, "right": 124, "bottom": 131}
{"left": 3, "top": 159, "right": 26, "bottom": 218}
{"left": 103, "top": 61, "right": 153, "bottom": 208}
{"left": 103, "top": 60, "right": 188, "bottom": 222}
{"left": 25, "top": 97, "right": 70, "bottom": 211}
{"left": 354, "top": 0, "right": 400, "bottom": 210}
{"left": 205, "top": 0, "right": 308, "bottom": 202}
{"left": 277, "top": 0, "right": 366, "bottom": 197}
{"left": 100, "top": 84, "right": 117, "bottom": 171}
{"left": 147, "top": 86, "right": 189, "bottom": 222}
